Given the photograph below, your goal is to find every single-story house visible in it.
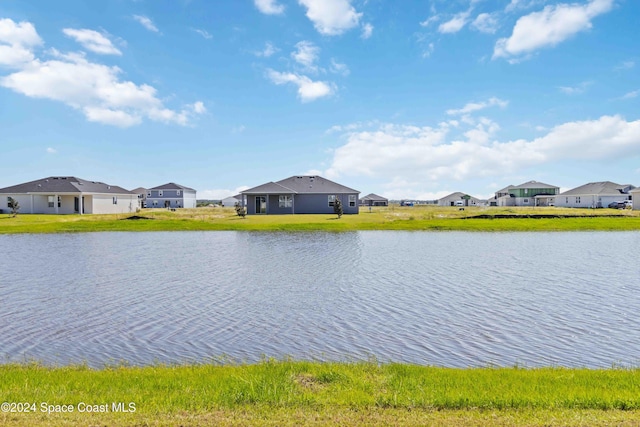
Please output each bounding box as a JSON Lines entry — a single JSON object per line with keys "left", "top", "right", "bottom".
{"left": 360, "top": 193, "right": 388, "bottom": 207}
{"left": 437, "top": 192, "right": 481, "bottom": 207}
{"left": 0, "top": 176, "right": 138, "bottom": 214}
{"left": 221, "top": 195, "right": 242, "bottom": 207}
{"left": 241, "top": 175, "right": 359, "bottom": 215}
{"left": 146, "top": 183, "right": 197, "bottom": 209}
{"left": 554, "top": 181, "right": 635, "bottom": 208}
{"left": 490, "top": 181, "right": 559, "bottom": 207}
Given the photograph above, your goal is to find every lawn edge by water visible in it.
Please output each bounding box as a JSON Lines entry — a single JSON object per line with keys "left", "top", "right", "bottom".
{"left": 2, "top": 361, "right": 640, "bottom": 426}
{"left": 2, "top": 206, "right": 640, "bottom": 233}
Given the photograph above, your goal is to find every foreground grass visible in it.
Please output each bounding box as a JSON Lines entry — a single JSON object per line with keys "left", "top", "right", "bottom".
{"left": 1, "top": 205, "right": 640, "bottom": 233}
{"left": 2, "top": 360, "right": 640, "bottom": 426}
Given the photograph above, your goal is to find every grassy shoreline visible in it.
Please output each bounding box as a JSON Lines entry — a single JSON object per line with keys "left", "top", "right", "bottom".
{"left": 2, "top": 205, "right": 640, "bottom": 233}
{"left": 2, "top": 360, "right": 640, "bottom": 426}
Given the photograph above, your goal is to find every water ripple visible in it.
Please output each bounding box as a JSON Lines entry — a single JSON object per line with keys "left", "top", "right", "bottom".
{"left": 1, "top": 231, "right": 639, "bottom": 367}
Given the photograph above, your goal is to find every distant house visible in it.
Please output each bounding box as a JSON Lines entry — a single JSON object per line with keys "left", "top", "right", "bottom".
{"left": 131, "top": 187, "right": 148, "bottom": 209}
{"left": 490, "top": 181, "right": 559, "bottom": 207}
{"left": 630, "top": 188, "right": 640, "bottom": 210}
{"left": 241, "top": 175, "right": 359, "bottom": 215}
{"left": 554, "top": 181, "right": 635, "bottom": 208}
{"left": 221, "top": 195, "right": 242, "bottom": 207}
{"left": 0, "top": 176, "right": 138, "bottom": 214}
{"left": 360, "top": 193, "right": 388, "bottom": 207}
{"left": 437, "top": 192, "right": 481, "bottom": 207}
{"left": 146, "top": 183, "right": 197, "bottom": 209}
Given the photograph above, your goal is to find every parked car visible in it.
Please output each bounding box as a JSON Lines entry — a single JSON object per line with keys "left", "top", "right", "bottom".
{"left": 608, "top": 201, "right": 626, "bottom": 209}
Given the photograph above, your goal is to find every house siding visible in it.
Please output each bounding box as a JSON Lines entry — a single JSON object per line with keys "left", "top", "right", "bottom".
{"left": 244, "top": 193, "right": 359, "bottom": 215}
{"left": 146, "top": 188, "right": 196, "bottom": 209}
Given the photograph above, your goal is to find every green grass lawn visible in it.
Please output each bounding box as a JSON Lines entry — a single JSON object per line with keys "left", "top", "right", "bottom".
{"left": 2, "top": 205, "right": 639, "bottom": 233}
{"left": 2, "top": 360, "right": 640, "bottom": 426}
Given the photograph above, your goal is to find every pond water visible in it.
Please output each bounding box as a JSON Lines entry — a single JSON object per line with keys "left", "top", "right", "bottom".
{"left": 1, "top": 231, "right": 639, "bottom": 368}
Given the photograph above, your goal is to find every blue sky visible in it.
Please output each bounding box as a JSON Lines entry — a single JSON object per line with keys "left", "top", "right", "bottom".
{"left": 1, "top": 0, "right": 638, "bottom": 200}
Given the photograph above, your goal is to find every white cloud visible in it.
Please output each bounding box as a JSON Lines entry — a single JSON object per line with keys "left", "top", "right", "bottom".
{"left": 193, "top": 28, "right": 212, "bottom": 39}
{"left": 558, "top": 81, "right": 593, "bottom": 95}
{"left": 422, "top": 42, "right": 435, "bottom": 58}
{"left": 62, "top": 28, "right": 122, "bottom": 55}
{"left": 46, "top": 147, "right": 57, "bottom": 154}
{"left": 199, "top": 187, "right": 249, "bottom": 200}
{"left": 0, "top": 20, "right": 203, "bottom": 128}
{"left": 438, "top": 10, "right": 471, "bottom": 34}
{"left": 192, "top": 101, "right": 207, "bottom": 114}
{"left": 0, "top": 18, "right": 42, "bottom": 67}
{"left": 266, "top": 69, "right": 334, "bottom": 102}
{"left": 253, "top": 42, "right": 278, "bottom": 57}
{"left": 254, "top": 0, "right": 285, "bottom": 15}
{"left": 231, "top": 125, "right": 246, "bottom": 133}
{"left": 615, "top": 60, "right": 635, "bottom": 70}
{"left": 446, "top": 97, "right": 508, "bottom": 115}
{"left": 494, "top": 0, "right": 614, "bottom": 60}
{"left": 361, "top": 22, "right": 373, "bottom": 39}
{"left": 298, "top": 0, "right": 362, "bottom": 36}
{"left": 621, "top": 90, "right": 639, "bottom": 100}
{"left": 420, "top": 15, "right": 440, "bottom": 27}
{"left": 324, "top": 115, "right": 640, "bottom": 186}
{"left": 133, "top": 15, "right": 159, "bottom": 33}
{"left": 471, "top": 13, "right": 499, "bottom": 34}
{"left": 291, "top": 41, "right": 319, "bottom": 70}
{"left": 330, "top": 58, "right": 349, "bottom": 76}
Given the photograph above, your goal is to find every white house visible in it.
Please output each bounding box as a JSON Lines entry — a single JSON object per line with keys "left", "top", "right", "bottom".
{"left": 0, "top": 176, "right": 138, "bottom": 215}
{"left": 554, "top": 181, "right": 635, "bottom": 208}
{"left": 437, "top": 192, "right": 481, "bottom": 207}
{"left": 146, "top": 183, "right": 197, "bottom": 209}
{"left": 627, "top": 187, "right": 639, "bottom": 210}
{"left": 221, "top": 195, "right": 241, "bottom": 207}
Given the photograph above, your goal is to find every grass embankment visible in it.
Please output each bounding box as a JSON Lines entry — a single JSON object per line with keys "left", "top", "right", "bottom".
{"left": 1, "top": 205, "right": 640, "bottom": 233}
{"left": 1, "top": 360, "right": 640, "bottom": 426}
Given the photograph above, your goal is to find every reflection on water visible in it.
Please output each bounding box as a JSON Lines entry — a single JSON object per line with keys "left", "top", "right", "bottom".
{"left": 1, "top": 231, "right": 639, "bottom": 367}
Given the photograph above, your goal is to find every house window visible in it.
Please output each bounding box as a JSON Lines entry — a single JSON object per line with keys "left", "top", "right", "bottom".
{"left": 279, "top": 195, "right": 292, "bottom": 208}
{"left": 48, "top": 196, "right": 57, "bottom": 208}
{"left": 576, "top": 196, "right": 581, "bottom": 203}
{"left": 349, "top": 195, "right": 356, "bottom": 207}
{"left": 328, "top": 195, "right": 336, "bottom": 207}
{"left": 177, "top": 190, "right": 181, "bottom": 196}
{"left": 566, "top": 197, "right": 569, "bottom": 204}
{"left": 7, "top": 197, "right": 12, "bottom": 208}
{"left": 113, "top": 196, "right": 118, "bottom": 204}
{"left": 159, "top": 190, "right": 163, "bottom": 197}
{"left": 153, "top": 200, "right": 158, "bottom": 206}
{"left": 523, "top": 199, "right": 529, "bottom": 204}
{"left": 147, "top": 191, "right": 151, "bottom": 197}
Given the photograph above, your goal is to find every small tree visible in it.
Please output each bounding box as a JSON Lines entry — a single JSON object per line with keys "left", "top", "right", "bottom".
{"left": 8, "top": 197, "right": 19, "bottom": 217}
{"left": 234, "top": 202, "right": 246, "bottom": 218}
{"left": 333, "top": 195, "right": 343, "bottom": 218}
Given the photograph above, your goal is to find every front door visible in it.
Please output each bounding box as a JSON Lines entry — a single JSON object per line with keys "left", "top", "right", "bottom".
{"left": 256, "top": 196, "right": 267, "bottom": 214}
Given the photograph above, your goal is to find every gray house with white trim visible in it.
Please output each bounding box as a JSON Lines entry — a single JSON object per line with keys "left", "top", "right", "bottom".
{"left": 0, "top": 176, "right": 138, "bottom": 214}
{"left": 437, "top": 192, "right": 481, "bottom": 207}
{"left": 146, "top": 183, "right": 196, "bottom": 209}
{"left": 554, "top": 181, "right": 634, "bottom": 208}
{"left": 241, "top": 175, "right": 360, "bottom": 215}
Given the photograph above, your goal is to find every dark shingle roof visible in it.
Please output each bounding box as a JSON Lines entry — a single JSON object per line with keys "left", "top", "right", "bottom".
{"left": 0, "top": 177, "right": 135, "bottom": 194}
{"left": 361, "top": 193, "right": 388, "bottom": 201}
{"left": 149, "top": 182, "right": 196, "bottom": 191}
{"left": 559, "top": 181, "right": 635, "bottom": 196}
{"left": 242, "top": 176, "right": 359, "bottom": 195}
